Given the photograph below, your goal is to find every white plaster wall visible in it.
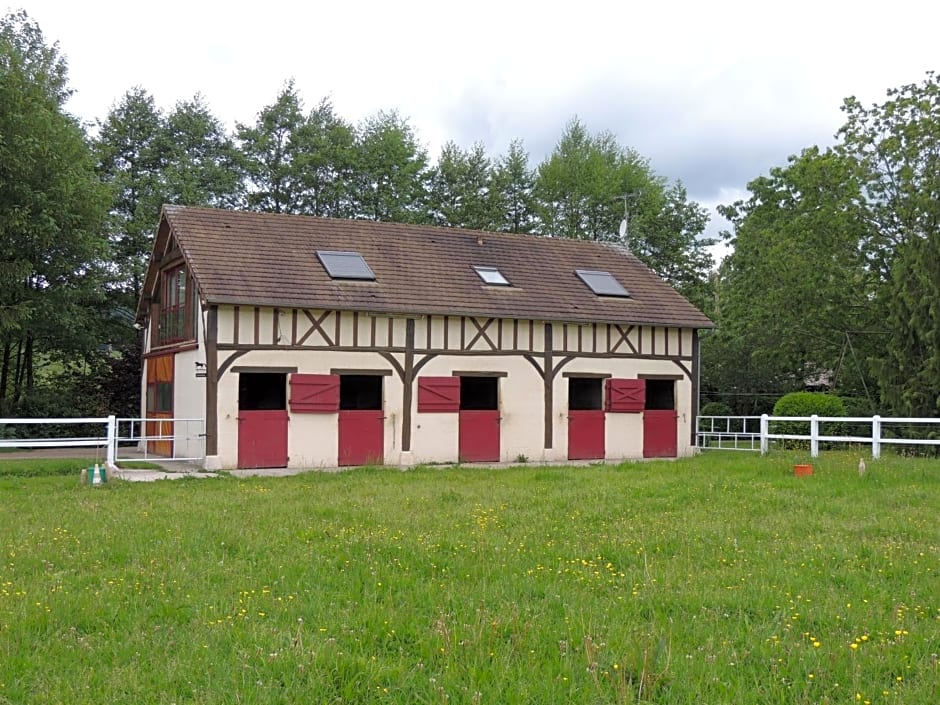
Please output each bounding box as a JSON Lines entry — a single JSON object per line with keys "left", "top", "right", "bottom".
{"left": 172, "top": 346, "right": 206, "bottom": 459}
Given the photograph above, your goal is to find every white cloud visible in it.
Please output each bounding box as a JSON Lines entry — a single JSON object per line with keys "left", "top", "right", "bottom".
{"left": 11, "top": 0, "right": 939, "bottom": 211}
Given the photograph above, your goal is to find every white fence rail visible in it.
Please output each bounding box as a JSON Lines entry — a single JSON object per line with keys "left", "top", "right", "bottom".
{"left": 697, "top": 414, "right": 940, "bottom": 458}
{"left": 0, "top": 416, "right": 206, "bottom": 467}
{"left": 114, "top": 417, "right": 205, "bottom": 463}
{"left": 0, "top": 416, "right": 117, "bottom": 466}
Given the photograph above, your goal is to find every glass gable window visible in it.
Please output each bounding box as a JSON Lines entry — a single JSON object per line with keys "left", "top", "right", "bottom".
{"left": 473, "top": 265, "right": 511, "bottom": 286}
{"left": 156, "top": 265, "right": 196, "bottom": 345}
{"left": 575, "top": 269, "right": 630, "bottom": 298}
{"left": 316, "top": 250, "right": 376, "bottom": 280}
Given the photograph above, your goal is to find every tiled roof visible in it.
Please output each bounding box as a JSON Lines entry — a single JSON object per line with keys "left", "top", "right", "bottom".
{"left": 151, "top": 206, "right": 713, "bottom": 328}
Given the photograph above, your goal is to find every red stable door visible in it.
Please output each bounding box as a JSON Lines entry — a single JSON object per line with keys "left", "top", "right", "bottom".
{"left": 338, "top": 411, "right": 384, "bottom": 466}
{"left": 238, "top": 410, "right": 289, "bottom": 468}
{"left": 642, "top": 379, "right": 678, "bottom": 458}
{"left": 458, "top": 376, "right": 501, "bottom": 463}
{"left": 237, "top": 372, "right": 289, "bottom": 468}
{"left": 337, "top": 375, "right": 385, "bottom": 466}
{"left": 643, "top": 411, "right": 678, "bottom": 457}
{"left": 568, "top": 378, "right": 605, "bottom": 460}
{"left": 568, "top": 411, "right": 605, "bottom": 460}
{"left": 459, "top": 411, "right": 501, "bottom": 462}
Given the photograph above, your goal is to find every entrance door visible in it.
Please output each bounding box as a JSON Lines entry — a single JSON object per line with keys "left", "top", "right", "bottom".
{"left": 458, "top": 376, "right": 500, "bottom": 462}
{"left": 643, "top": 379, "right": 678, "bottom": 458}
{"left": 237, "top": 373, "right": 288, "bottom": 468}
{"left": 338, "top": 375, "right": 384, "bottom": 466}
{"left": 568, "top": 377, "right": 605, "bottom": 460}
{"left": 145, "top": 354, "right": 174, "bottom": 456}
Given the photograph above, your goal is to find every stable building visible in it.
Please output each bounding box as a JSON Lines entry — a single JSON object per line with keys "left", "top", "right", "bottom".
{"left": 137, "top": 206, "right": 713, "bottom": 470}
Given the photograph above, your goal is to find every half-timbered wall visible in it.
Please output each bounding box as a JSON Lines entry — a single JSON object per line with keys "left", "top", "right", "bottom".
{"left": 197, "top": 306, "right": 698, "bottom": 468}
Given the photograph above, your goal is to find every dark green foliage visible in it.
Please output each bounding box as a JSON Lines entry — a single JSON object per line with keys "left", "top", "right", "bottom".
{"left": 841, "top": 73, "right": 940, "bottom": 415}
{"left": 490, "top": 139, "right": 537, "bottom": 233}
{"left": 699, "top": 401, "right": 733, "bottom": 417}
{"left": 772, "top": 392, "right": 847, "bottom": 441}
{"left": 0, "top": 10, "right": 111, "bottom": 414}
{"left": 772, "top": 391, "right": 846, "bottom": 418}
{"left": 535, "top": 118, "right": 714, "bottom": 300}
{"left": 352, "top": 110, "right": 430, "bottom": 223}
{"left": 428, "top": 141, "right": 495, "bottom": 230}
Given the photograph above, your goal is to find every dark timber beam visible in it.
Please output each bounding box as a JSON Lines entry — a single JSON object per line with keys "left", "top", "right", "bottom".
{"left": 205, "top": 305, "right": 219, "bottom": 456}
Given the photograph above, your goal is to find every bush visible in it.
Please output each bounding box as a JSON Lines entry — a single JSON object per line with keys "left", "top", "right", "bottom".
{"left": 771, "top": 392, "right": 847, "bottom": 446}
{"left": 700, "top": 401, "right": 734, "bottom": 417}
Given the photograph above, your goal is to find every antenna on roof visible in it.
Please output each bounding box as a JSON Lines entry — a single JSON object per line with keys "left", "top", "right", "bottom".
{"left": 615, "top": 192, "right": 637, "bottom": 252}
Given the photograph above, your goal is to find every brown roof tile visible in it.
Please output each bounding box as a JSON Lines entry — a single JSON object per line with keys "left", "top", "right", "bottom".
{"left": 153, "top": 206, "right": 713, "bottom": 329}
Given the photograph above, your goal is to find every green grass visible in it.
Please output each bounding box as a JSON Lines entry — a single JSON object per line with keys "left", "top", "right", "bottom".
{"left": 0, "top": 458, "right": 90, "bottom": 477}
{"left": 1, "top": 452, "right": 937, "bottom": 704}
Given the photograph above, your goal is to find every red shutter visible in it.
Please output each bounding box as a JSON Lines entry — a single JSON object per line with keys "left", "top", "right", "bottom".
{"left": 605, "top": 378, "right": 645, "bottom": 412}
{"left": 417, "top": 376, "right": 460, "bottom": 412}
{"left": 289, "top": 374, "right": 340, "bottom": 413}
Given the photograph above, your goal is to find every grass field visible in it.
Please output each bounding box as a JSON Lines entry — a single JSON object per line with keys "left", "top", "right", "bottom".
{"left": 1, "top": 452, "right": 938, "bottom": 704}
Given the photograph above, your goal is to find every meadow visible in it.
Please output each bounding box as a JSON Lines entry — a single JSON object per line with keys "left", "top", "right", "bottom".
{"left": 0, "top": 452, "right": 937, "bottom": 704}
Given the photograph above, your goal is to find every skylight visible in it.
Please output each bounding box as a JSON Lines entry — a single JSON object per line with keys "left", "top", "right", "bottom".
{"left": 575, "top": 269, "right": 630, "bottom": 297}
{"left": 316, "top": 250, "right": 375, "bottom": 280}
{"left": 473, "top": 265, "right": 511, "bottom": 286}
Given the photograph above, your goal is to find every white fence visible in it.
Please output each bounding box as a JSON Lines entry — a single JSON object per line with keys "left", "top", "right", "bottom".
{"left": 0, "top": 416, "right": 205, "bottom": 466}
{"left": 697, "top": 414, "right": 940, "bottom": 458}
{"left": 0, "top": 416, "right": 117, "bottom": 465}
{"left": 114, "top": 417, "right": 205, "bottom": 463}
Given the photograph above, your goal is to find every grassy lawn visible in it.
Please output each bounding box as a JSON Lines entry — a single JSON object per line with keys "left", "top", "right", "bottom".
{"left": 1, "top": 452, "right": 937, "bottom": 704}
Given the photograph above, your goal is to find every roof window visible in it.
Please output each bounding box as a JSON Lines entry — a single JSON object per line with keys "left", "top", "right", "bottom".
{"left": 473, "top": 265, "right": 511, "bottom": 286}
{"left": 316, "top": 250, "right": 375, "bottom": 280}
{"left": 575, "top": 269, "right": 630, "bottom": 297}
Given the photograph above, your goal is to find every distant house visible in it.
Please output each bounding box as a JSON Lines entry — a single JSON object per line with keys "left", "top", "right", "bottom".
{"left": 136, "top": 206, "right": 713, "bottom": 469}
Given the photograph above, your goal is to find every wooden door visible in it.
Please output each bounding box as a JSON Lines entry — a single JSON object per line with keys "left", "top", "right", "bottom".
{"left": 643, "top": 410, "right": 678, "bottom": 458}
{"left": 237, "top": 410, "right": 289, "bottom": 468}
{"left": 145, "top": 354, "right": 174, "bottom": 456}
{"left": 568, "top": 410, "right": 605, "bottom": 460}
{"left": 459, "top": 411, "right": 500, "bottom": 462}
{"left": 338, "top": 410, "right": 384, "bottom": 466}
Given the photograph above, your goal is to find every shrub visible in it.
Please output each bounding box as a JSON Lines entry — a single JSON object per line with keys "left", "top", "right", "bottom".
{"left": 700, "top": 401, "right": 734, "bottom": 417}
{"left": 771, "top": 392, "right": 847, "bottom": 447}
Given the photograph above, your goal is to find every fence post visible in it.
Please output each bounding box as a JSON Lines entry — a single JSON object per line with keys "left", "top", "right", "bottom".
{"left": 760, "top": 414, "right": 769, "bottom": 455}
{"left": 872, "top": 415, "right": 881, "bottom": 459}
{"left": 810, "top": 415, "right": 819, "bottom": 458}
{"left": 106, "top": 415, "right": 117, "bottom": 467}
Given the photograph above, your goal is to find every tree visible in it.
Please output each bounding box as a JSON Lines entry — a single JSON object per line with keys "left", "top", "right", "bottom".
{"left": 95, "top": 87, "right": 166, "bottom": 302}
{"left": 709, "top": 147, "right": 878, "bottom": 411}
{"left": 534, "top": 117, "right": 714, "bottom": 295}
{"left": 352, "top": 110, "right": 430, "bottom": 223}
{"left": 636, "top": 182, "right": 714, "bottom": 309}
{"left": 839, "top": 73, "right": 940, "bottom": 414}
{"left": 161, "top": 94, "right": 242, "bottom": 209}
{"left": 0, "top": 10, "right": 110, "bottom": 410}
{"left": 490, "top": 139, "right": 537, "bottom": 234}
{"left": 535, "top": 119, "right": 661, "bottom": 241}
{"left": 299, "top": 97, "right": 357, "bottom": 217}
{"left": 428, "top": 141, "right": 495, "bottom": 230}
{"left": 236, "top": 81, "right": 308, "bottom": 214}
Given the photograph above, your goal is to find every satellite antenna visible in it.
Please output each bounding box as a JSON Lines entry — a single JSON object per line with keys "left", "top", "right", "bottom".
{"left": 618, "top": 219, "right": 628, "bottom": 239}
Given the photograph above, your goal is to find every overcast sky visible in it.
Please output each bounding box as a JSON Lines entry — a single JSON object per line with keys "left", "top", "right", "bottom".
{"left": 12, "top": 0, "right": 940, "bottom": 244}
